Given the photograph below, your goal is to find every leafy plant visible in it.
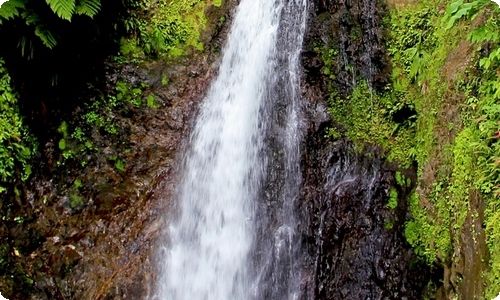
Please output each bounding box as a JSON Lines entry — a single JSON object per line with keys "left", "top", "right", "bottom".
{"left": 0, "top": 0, "right": 102, "bottom": 49}
{"left": 442, "top": 0, "right": 491, "bottom": 30}
{"left": 0, "top": 58, "right": 35, "bottom": 193}
{"left": 120, "top": 0, "right": 216, "bottom": 59}
{"left": 386, "top": 188, "right": 399, "bottom": 209}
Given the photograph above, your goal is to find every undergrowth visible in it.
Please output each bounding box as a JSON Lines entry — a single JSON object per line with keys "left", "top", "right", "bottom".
{"left": 58, "top": 0, "right": 223, "bottom": 171}
{"left": 0, "top": 59, "right": 35, "bottom": 194}
{"left": 325, "top": 0, "right": 500, "bottom": 297}
{"left": 119, "top": 0, "right": 222, "bottom": 62}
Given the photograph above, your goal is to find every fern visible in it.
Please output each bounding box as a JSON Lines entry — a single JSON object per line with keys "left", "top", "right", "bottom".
{"left": 21, "top": 9, "right": 39, "bottom": 25}
{"left": 35, "top": 25, "right": 57, "bottom": 48}
{"left": 46, "top": 0, "right": 76, "bottom": 21}
{"left": 17, "top": 36, "right": 34, "bottom": 58}
{"left": 0, "top": 0, "right": 26, "bottom": 24}
{"left": 75, "top": 0, "right": 100, "bottom": 18}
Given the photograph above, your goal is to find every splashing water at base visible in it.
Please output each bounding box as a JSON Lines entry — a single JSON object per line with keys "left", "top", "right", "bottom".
{"left": 154, "top": 0, "right": 307, "bottom": 299}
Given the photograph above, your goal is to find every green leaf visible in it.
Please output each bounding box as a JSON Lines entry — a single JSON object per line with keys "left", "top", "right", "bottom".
{"left": 35, "top": 25, "right": 57, "bottom": 48}
{"left": 22, "top": 164, "right": 31, "bottom": 181}
{"left": 446, "top": 0, "right": 464, "bottom": 16}
{"left": 0, "top": 0, "right": 26, "bottom": 24}
{"left": 58, "top": 138, "right": 66, "bottom": 150}
{"left": 75, "top": 0, "right": 100, "bottom": 17}
{"left": 46, "top": 0, "right": 75, "bottom": 21}
{"left": 114, "top": 159, "right": 125, "bottom": 172}
{"left": 147, "top": 94, "right": 155, "bottom": 108}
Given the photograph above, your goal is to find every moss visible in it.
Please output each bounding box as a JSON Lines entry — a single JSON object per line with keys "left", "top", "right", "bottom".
{"left": 119, "top": 0, "right": 222, "bottom": 61}
{"left": 387, "top": 188, "right": 399, "bottom": 209}
{"left": 69, "top": 192, "right": 85, "bottom": 209}
{"left": 325, "top": 0, "right": 500, "bottom": 297}
{"left": 0, "top": 58, "right": 35, "bottom": 194}
{"left": 384, "top": 220, "right": 395, "bottom": 230}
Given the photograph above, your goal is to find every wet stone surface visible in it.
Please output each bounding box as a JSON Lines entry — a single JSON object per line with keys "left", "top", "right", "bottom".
{"left": 298, "top": 134, "right": 430, "bottom": 299}
{"left": 296, "top": 0, "right": 431, "bottom": 298}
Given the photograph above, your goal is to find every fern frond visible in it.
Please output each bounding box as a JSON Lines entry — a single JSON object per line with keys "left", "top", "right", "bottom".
{"left": 45, "top": 0, "right": 75, "bottom": 21}
{"left": 21, "top": 9, "right": 39, "bottom": 25}
{"left": 0, "top": 0, "right": 26, "bottom": 25}
{"left": 75, "top": 0, "right": 100, "bottom": 17}
{"left": 35, "top": 25, "right": 57, "bottom": 49}
{"left": 17, "top": 36, "right": 34, "bottom": 58}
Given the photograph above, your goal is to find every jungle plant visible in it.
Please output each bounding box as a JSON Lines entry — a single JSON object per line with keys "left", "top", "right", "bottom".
{"left": 0, "top": 58, "right": 34, "bottom": 193}
{"left": 121, "top": 0, "right": 218, "bottom": 59}
{"left": 0, "top": 0, "right": 102, "bottom": 49}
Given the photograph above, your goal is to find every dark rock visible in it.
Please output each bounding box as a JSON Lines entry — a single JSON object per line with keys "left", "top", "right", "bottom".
{"left": 297, "top": 0, "right": 430, "bottom": 298}
{"left": 298, "top": 136, "right": 430, "bottom": 299}
{"left": 303, "top": 0, "right": 391, "bottom": 95}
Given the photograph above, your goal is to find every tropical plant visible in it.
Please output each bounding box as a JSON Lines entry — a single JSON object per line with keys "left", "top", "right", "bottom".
{"left": 0, "top": 58, "right": 35, "bottom": 193}
{"left": 0, "top": 0, "right": 102, "bottom": 49}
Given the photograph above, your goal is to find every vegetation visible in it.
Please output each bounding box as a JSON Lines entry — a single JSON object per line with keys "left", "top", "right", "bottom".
{"left": 0, "top": 59, "right": 35, "bottom": 193}
{"left": 55, "top": 0, "right": 220, "bottom": 169}
{"left": 324, "top": 0, "right": 500, "bottom": 297}
{"left": 0, "top": 0, "right": 220, "bottom": 189}
{"left": 0, "top": 0, "right": 224, "bottom": 297}
{"left": 119, "top": 0, "right": 222, "bottom": 61}
{"left": 0, "top": 0, "right": 102, "bottom": 49}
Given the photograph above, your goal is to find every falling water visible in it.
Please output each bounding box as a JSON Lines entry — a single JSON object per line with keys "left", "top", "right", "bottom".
{"left": 155, "top": 0, "right": 307, "bottom": 299}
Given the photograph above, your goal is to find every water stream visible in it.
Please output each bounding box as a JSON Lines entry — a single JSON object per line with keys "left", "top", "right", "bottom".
{"left": 154, "top": 0, "right": 307, "bottom": 299}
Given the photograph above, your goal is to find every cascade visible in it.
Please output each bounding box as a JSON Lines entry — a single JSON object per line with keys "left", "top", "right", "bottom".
{"left": 154, "top": 0, "right": 307, "bottom": 299}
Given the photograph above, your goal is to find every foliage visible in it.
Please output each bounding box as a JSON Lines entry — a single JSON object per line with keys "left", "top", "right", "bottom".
{"left": 119, "top": 0, "right": 220, "bottom": 60}
{"left": 327, "top": 0, "right": 500, "bottom": 297}
{"left": 0, "top": 0, "right": 129, "bottom": 145}
{"left": 56, "top": 79, "right": 149, "bottom": 168}
{"left": 0, "top": 0, "right": 102, "bottom": 48}
{"left": 442, "top": 0, "right": 491, "bottom": 30}
{"left": 386, "top": 188, "right": 399, "bottom": 209}
{"left": 387, "top": 7, "right": 437, "bottom": 86}
{"left": 327, "top": 81, "right": 416, "bottom": 168}
{"left": 0, "top": 58, "right": 35, "bottom": 193}
{"left": 443, "top": 1, "right": 500, "bottom": 297}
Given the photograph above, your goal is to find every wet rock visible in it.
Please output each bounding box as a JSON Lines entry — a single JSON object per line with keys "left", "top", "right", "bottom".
{"left": 303, "top": 0, "right": 390, "bottom": 94}
{"left": 298, "top": 0, "right": 430, "bottom": 298}
{"left": 298, "top": 136, "right": 430, "bottom": 299}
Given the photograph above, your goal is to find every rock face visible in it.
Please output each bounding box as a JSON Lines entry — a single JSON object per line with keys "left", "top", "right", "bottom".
{"left": 298, "top": 135, "right": 430, "bottom": 299}
{"left": 296, "top": 0, "right": 430, "bottom": 298}
{"left": 302, "top": 0, "right": 390, "bottom": 94}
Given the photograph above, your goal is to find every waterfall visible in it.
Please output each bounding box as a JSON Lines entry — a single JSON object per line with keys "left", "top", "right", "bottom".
{"left": 154, "top": 0, "right": 307, "bottom": 299}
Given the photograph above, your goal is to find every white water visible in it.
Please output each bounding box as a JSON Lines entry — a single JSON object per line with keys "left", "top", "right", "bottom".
{"left": 155, "top": 0, "right": 307, "bottom": 299}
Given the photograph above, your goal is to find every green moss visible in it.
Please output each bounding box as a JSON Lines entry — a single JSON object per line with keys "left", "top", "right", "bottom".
{"left": 404, "top": 192, "right": 452, "bottom": 264}
{"left": 325, "top": 1, "right": 500, "bottom": 296}
{"left": 119, "top": 0, "right": 220, "bottom": 60}
{"left": 0, "top": 58, "right": 35, "bottom": 193}
{"left": 384, "top": 220, "right": 394, "bottom": 230}
{"left": 69, "top": 191, "right": 85, "bottom": 209}
{"left": 327, "top": 81, "right": 416, "bottom": 168}
{"left": 387, "top": 188, "right": 399, "bottom": 210}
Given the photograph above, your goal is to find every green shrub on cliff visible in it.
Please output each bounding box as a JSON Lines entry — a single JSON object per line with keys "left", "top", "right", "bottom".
{"left": 0, "top": 58, "right": 34, "bottom": 193}
{"left": 389, "top": 0, "right": 500, "bottom": 297}
{"left": 120, "top": 0, "right": 220, "bottom": 60}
